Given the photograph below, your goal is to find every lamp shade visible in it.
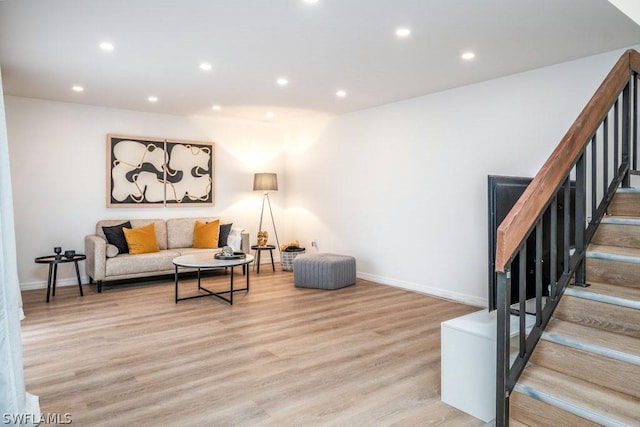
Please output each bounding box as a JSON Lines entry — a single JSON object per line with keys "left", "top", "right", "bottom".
{"left": 253, "top": 173, "right": 278, "bottom": 191}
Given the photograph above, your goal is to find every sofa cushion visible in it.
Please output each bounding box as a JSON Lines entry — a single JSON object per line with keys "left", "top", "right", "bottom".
{"left": 227, "top": 228, "right": 243, "bottom": 252}
{"left": 106, "top": 244, "right": 119, "bottom": 258}
{"left": 130, "top": 219, "right": 167, "bottom": 250}
{"left": 193, "top": 219, "right": 220, "bottom": 248}
{"left": 105, "top": 250, "right": 181, "bottom": 276}
{"left": 166, "top": 217, "right": 219, "bottom": 249}
{"left": 218, "top": 223, "right": 233, "bottom": 247}
{"left": 123, "top": 223, "right": 160, "bottom": 254}
{"left": 97, "top": 219, "right": 167, "bottom": 250}
{"left": 102, "top": 221, "right": 131, "bottom": 254}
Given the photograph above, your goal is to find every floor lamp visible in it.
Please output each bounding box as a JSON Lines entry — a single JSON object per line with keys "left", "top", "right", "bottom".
{"left": 254, "top": 173, "right": 280, "bottom": 251}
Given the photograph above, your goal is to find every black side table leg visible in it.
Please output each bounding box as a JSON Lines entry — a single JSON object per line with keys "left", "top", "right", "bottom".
{"left": 269, "top": 249, "right": 275, "bottom": 272}
{"left": 46, "top": 264, "right": 54, "bottom": 303}
{"left": 74, "top": 260, "right": 83, "bottom": 297}
{"left": 52, "top": 264, "right": 58, "bottom": 296}
{"left": 256, "top": 250, "right": 261, "bottom": 273}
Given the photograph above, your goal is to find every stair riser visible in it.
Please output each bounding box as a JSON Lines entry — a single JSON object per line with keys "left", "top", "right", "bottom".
{"left": 510, "top": 392, "right": 599, "bottom": 427}
{"left": 554, "top": 296, "right": 640, "bottom": 338}
{"left": 608, "top": 192, "right": 640, "bottom": 216}
{"left": 591, "top": 223, "right": 640, "bottom": 249}
{"left": 529, "top": 341, "right": 640, "bottom": 399}
{"left": 586, "top": 258, "right": 640, "bottom": 289}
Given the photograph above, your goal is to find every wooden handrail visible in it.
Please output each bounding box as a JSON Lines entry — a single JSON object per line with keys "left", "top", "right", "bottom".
{"left": 495, "top": 49, "right": 640, "bottom": 273}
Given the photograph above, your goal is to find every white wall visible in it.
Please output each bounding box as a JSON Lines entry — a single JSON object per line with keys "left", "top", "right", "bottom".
{"left": 5, "top": 97, "right": 288, "bottom": 288}
{"left": 285, "top": 47, "right": 638, "bottom": 306}
{"left": 6, "top": 46, "right": 638, "bottom": 305}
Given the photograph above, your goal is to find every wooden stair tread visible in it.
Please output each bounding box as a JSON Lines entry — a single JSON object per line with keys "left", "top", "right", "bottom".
{"left": 546, "top": 318, "right": 640, "bottom": 356}
{"left": 555, "top": 295, "right": 640, "bottom": 338}
{"left": 511, "top": 392, "right": 601, "bottom": 427}
{"left": 531, "top": 339, "right": 640, "bottom": 400}
{"left": 592, "top": 220, "right": 640, "bottom": 249}
{"left": 587, "top": 243, "right": 640, "bottom": 258}
{"left": 576, "top": 281, "right": 640, "bottom": 303}
{"left": 608, "top": 190, "right": 640, "bottom": 217}
{"left": 516, "top": 365, "right": 639, "bottom": 425}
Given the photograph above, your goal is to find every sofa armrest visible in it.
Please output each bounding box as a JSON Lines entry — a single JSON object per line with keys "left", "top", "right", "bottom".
{"left": 85, "top": 234, "right": 107, "bottom": 281}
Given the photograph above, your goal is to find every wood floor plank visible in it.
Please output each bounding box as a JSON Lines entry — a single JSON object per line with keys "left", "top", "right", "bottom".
{"left": 20, "top": 266, "right": 482, "bottom": 426}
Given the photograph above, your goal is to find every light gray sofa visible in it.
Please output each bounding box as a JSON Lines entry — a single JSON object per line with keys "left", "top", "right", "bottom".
{"left": 85, "top": 217, "right": 249, "bottom": 292}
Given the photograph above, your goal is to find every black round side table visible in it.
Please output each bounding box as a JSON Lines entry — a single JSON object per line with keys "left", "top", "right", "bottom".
{"left": 251, "top": 245, "right": 276, "bottom": 273}
{"left": 34, "top": 254, "right": 86, "bottom": 303}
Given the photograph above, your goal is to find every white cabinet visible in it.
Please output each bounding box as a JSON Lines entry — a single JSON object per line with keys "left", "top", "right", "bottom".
{"left": 441, "top": 309, "right": 534, "bottom": 422}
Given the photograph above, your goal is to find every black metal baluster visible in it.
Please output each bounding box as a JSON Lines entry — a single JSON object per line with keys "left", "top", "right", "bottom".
{"left": 519, "top": 245, "right": 527, "bottom": 356}
{"left": 575, "top": 152, "right": 587, "bottom": 287}
{"left": 603, "top": 117, "right": 609, "bottom": 197}
{"left": 591, "top": 134, "right": 597, "bottom": 215}
{"left": 615, "top": 99, "right": 620, "bottom": 172}
{"left": 634, "top": 72, "right": 638, "bottom": 171}
{"left": 550, "top": 196, "right": 558, "bottom": 301}
{"left": 535, "top": 222, "right": 543, "bottom": 325}
{"left": 623, "top": 82, "right": 631, "bottom": 187}
{"left": 496, "top": 269, "right": 511, "bottom": 427}
{"left": 564, "top": 176, "right": 571, "bottom": 282}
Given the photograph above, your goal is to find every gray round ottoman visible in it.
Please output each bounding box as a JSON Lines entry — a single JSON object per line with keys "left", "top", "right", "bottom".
{"left": 293, "top": 253, "right": 356, "bottom": 290}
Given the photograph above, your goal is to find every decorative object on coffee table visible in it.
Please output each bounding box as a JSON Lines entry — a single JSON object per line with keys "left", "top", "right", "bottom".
{"left": 253, "top": 173, "right": 280, "bottom": 251}
{"left": 54, "top": 246, "right": 62, "bottom": 259}
{"left": 64, "top": 250, "right": 76, "bottom": 259}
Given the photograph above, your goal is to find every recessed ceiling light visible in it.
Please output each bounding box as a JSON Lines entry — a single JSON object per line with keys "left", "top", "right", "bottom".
{"left": 277, "top": 77, "right": 289, "bottom": 87}
{"left": 72, "top": 85, "right": 84, "bottom": 92}
{"left": 461, "top": 51, "right": 476, "bottom": 60}
{"left": 336, "top": 89, "right": 347, "bottom": 98}
{"left": 199, "top": 62, "right": 212, "bottom": 71}
{"left": 148, "top": 96, "right": 158, "bottom": 103}
{"left": 303, "top": 0, "right": 319, "bottom": 4}
{"left": 266, "top": 111, "right": 275, "bottom": 119}
{"left": 99, "top": 42, "right": 114, "bottom": 51}
{"left": 395, "top": 27, "right": 411, "bottom": 38}
{"left": 212, "top": 105, "right": 222, "bottom": 111}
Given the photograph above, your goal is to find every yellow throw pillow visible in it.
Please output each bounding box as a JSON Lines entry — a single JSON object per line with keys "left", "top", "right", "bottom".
{"left": 123, "top": 223, "right": 160, "bottom": 255}
{"left": 193, "top": 219, "right": 220, "bottom": 249}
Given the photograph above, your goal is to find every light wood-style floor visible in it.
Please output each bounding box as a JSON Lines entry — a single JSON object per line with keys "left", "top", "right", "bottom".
{"left": 20, "top": 265, "right": 483, "bottom": 426}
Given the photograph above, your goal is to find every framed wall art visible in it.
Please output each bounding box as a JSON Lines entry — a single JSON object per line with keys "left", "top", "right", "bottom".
{"left": 107, "top": 134, "right": 215, "bottom": 207}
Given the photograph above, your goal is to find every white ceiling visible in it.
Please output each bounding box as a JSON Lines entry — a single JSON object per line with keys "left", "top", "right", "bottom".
{"left": 1, "top": 0, "right": 640, "bottom": 121}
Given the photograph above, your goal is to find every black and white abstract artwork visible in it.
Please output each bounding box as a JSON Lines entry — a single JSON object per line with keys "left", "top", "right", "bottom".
{"left": 107, "top": 134, "right": 214, "bottom": 207}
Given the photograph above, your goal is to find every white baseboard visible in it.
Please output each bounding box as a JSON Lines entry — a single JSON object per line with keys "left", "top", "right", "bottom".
{"left": 357, "top": 271, "right": 487, "bottom": 308}
{"left": 21, "top": 275, "right": 91, "bottom": 291}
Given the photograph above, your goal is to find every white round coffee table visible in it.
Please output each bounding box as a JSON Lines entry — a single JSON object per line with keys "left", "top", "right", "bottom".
{"left": 173, "top": 252, "right": 254, "bottom": 305}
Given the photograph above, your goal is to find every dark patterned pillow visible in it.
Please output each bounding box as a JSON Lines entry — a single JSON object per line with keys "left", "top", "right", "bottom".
{"left": 102, "top": 221, "right": 132, "bottom": 254}
{"left": 218, "top": 223, "right": 233, "bottom": 247}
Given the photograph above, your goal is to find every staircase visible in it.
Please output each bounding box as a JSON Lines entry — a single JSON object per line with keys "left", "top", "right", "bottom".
{"left": 510, "top": 189, "right": 640, "bottom": 426}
